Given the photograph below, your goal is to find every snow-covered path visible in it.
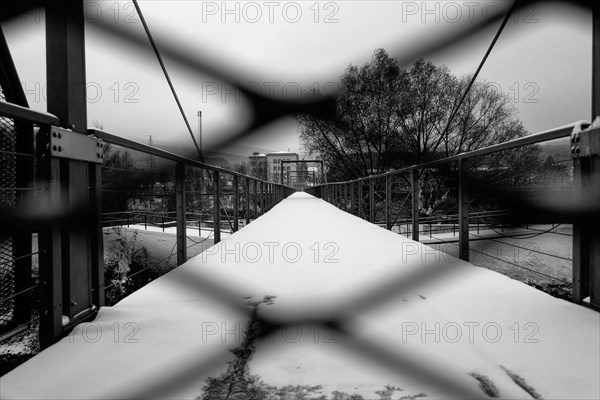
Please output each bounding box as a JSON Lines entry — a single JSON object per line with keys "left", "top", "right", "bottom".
{"left": 1, "top": 192, "right": 599, "bottom": 399}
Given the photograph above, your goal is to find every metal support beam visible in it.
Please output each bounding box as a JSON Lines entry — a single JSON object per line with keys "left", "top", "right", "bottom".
{"left": 233, "top": 175, "right": 239, "bottom": 232}
{"left": 175, "top": 162, "right": 187, "bottom": 265}
{"left": 385, "top": 174, "right": 392, "bottom": 230}
{"left": 593, "top": 4, "right": 600, "bottom": 119}
{"left": 572, "top": 6, "right": 600, "bottom": 308}
{"left": 573, "top": 158, "right": 592, "bottom": 303}
{"left": 41, "top": 0, "right": 98, "bottom": 345}
{"left": 590, "top": 4, "right": 600, "bottom": 309}
{"left": 37, "top": 135, "right": 63, "bottom": 349}
{"left": 590, "top": 158, "right": 600, "bottom": 309}
{"left": 411, "top": 170, "right": 419, "bottom": 242}
{"left": 458, "top": 159, "right": 470, "bottom": 261}
{"left": 46, "top": 0, "right": 87, "bottom": 132}
{"left": 571, "top": 132, "right": 600, "bottom": 307}
{"left": 90, "top": 164, "right": 104, "bottom": 309}
{"left": 213, "top": 170, "right": 221, "bottom": 244}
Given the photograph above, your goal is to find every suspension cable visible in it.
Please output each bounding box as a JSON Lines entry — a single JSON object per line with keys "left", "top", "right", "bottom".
{"left": 132, "top": 0, "right": 240, "bottom": 230}
{"left": 132, "top": 0, "right": 203, "bottom": 161}
{"left": 439, "top": 0, "right": 520, "bottom": 140}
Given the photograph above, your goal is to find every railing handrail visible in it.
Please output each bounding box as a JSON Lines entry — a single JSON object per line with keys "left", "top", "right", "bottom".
{"left": 325, "top": 120, "right": 589, "bottom": 185}
{"left": 0, "top": 101, "right": 275, "bottom": 187}
{"left": 90, "top": 128, "right": 280, "bottom": 185}
{"left": 0, "top": 100, "right": 60, "bottom": 125}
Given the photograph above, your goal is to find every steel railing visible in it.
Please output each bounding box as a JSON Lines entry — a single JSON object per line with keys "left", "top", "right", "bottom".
{"left": 307, "top": 120, "right": 592, "bottom": 301}
{"left": 0, "top": 101, "right": 295, "bottom": 349}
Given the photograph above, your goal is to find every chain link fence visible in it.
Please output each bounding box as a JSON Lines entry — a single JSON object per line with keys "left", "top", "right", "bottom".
{"left": 0, "top": 85, "right": 17, "bottom": 329}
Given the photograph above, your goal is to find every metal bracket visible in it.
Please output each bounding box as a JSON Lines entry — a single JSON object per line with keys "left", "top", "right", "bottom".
{"left": 49, "top": 126, "right": 104, "bottom": 163}
{"left": 571, "top": 126, "right": 600, "bottom": 158}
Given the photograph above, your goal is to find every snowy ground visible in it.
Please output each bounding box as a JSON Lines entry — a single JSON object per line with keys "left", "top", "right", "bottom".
{"left": 1, "top": 192, "right": 598, "bottom": 399}
{"left": 123, "top": 224, "right": 235, "bottom": 239}
{"left": 102, "top": 226, "right": 231, "bottom": 269}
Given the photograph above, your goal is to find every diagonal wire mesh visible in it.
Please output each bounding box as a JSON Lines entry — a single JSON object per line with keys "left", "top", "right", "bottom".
{"left": 0, "top": 85, "right": 17, "bottom": 329}
{"left": 0, "top": 0, "right": 597, "bottom": 397}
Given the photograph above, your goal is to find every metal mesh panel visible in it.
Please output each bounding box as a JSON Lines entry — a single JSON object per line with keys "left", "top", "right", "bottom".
{"left": 0, "top": 85, "right": 17, "bottom": 327}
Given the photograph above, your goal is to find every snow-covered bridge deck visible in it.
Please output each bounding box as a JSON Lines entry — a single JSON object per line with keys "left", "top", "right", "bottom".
{"left": 1, "top": 192, "right": 599, "bottom": 399}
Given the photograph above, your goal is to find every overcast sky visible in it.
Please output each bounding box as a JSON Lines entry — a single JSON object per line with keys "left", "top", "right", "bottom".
{"left": 1, "top": 0, "right": 592, "bottom": 157}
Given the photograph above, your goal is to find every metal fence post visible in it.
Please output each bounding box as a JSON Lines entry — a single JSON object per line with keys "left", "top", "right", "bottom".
{"left": 572, "top": 8, "right": 600, "bottom": 308}
{"left": 369, "top": 178, "right": 374, "bottom": 223}
{"left": 213, "top": 170, "right": 221, "bottom": 244}
{"left": 358, "top": 180, "right": 363, "bottom": 219}
{"left": 458, "top": 159, "right": 470, "bottom": 261}
{"left": 268, "top": 183, "right": 272, "bottom": 211}
{"left": 233, "top": 175, "right": 239, "bottom": 232}
{"left": 245, "top": 177, "right": 250, "bottom": 225}
{"left": 331, "top": 184, "right": 335, "bottom": 205}
{"left": 265, "top": 183, "right": 269, "bottom": 211}
{"left": 175, "top": 162, "right": 187, "bottom": 265}
{"left": 253, "top": 179, "right": 258, "bottom": 219}
{"left": 90, "top": 163, "right": 104, "bottom": 310}
{"left": 573, "top": 158, "right": 591, "bottom": 303}
{"left": 346, "top": 182, "right": 351, "bottom": 214}
{"left": 260, "top": 181, "right": 265, "bottom": 216}
{"left": 347, "top": 183, "right": 351, "bottom": 212}
{"left": 411, "top": 169, "right": 419, "bottom": 242}
{"left": 334, "top": 184, "right": 337, "bottom": 206}
{"left": 385, "top": 174, "right": 391, "bottom": 230}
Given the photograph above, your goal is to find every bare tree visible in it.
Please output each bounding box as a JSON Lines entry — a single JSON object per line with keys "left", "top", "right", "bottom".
{"left": 298, "top": 49, "right": 537, "bottom": 182}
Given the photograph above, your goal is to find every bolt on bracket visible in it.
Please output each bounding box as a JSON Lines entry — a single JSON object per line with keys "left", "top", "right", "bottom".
{"left": 49, "top": 126, "right": 105, "bottom": 163}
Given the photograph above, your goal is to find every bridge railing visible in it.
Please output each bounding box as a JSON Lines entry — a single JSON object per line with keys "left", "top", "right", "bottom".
{"left": 0, "top": 101, "right": 294, "bottom": 358}
{"left": 306, "top": 121, "right": 600, "bottom": 309}
{"left": 91, "top": 128, "right": 293, "bottom": 248}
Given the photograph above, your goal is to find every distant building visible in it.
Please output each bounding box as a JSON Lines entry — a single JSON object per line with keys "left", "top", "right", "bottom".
{"left": 248, "top": 152, "right": 268, "bottom": 181}
{"left": 266, "top": 151, "right": 299, "bottom": 183}
{"left": 248, "top": 151, "right": 299, "bottom": 183}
